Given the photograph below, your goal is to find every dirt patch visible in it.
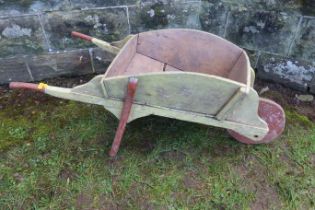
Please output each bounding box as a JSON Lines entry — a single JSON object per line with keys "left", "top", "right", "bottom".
{"left": 183, "top": 171, "right": 202, "bottom": 190}
{"left": 159, "top": 149, "right": 186, "bottom": 161}
{"left": 310, "top": 154, "right": 315, "bottom": 167}
{"left": 58, "top": 168, "right": 77, "bottom": 180}
{"left": 116, "top": 182, "right": 155, "bottom": 210}
{"left": 211, "top": 142, "right": 242, "bottom": 158}
{"left": 250, "top": 184, "right": 281, "bottom": 210}
{"left": 234, "top": 155, "right": 282, "bottom": 210}
{"left": 76, "top": 192, "right": 93, "bottom": 210}
{"left": 95, "top": 196, "right": 119, "bottom": 210}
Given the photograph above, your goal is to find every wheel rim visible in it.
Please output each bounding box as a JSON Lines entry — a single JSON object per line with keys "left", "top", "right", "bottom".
{"left": 228, "top": 98, "right": 286, "bottom": 144}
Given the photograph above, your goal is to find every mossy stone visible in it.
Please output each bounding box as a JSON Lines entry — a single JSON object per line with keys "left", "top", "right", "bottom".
{"left": 0, "top": 15, "right": 47, "bottom": 58}
{"left": 199, "top": 0, "right": 228, "bottom": 36}
{"left": 0, "top": 57, "right": 32, "bottom": 84}
{"left": 71, "top": 0, "right": 140, "bottom": 9}
{"left": 257, "top": 53, "right": 315, "bottom": 92}
{"left": 43, "top": 8, "right": 129, "bottom": 51}
{"left": 0, "top": 0, "right": 71, "bottom": 14}
{"left": 225, "top": 11, "right": 300, "bottom": 54}
{"left": 290, "top": 17, "right": 315, "bottom": 62}
{"left": 27, "top": 50, "right": 94, "bottom": 81}
{"left": 129, "top": 1, "right": 200, "bottom": 33}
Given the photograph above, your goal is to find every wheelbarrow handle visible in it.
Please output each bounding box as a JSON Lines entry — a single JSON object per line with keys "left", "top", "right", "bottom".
{"left": 71, "top": 31, "right": 93, "bottom": 41}
{"left": 71, "top": 31, "right": 120, "bottom": 54}
{"left": 9, "top": 82, "right": 47, "bottom": 93}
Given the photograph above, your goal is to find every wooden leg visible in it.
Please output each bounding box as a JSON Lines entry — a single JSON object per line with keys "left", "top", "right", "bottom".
{"left": 109, "top": 77, "right": 138, "bottom": 157}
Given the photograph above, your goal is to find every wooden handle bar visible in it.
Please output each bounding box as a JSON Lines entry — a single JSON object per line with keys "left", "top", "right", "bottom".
{"left": 9, "top": 82, "right": 47, "bottom": 92}
{"left": 71, "top": 31, "right": 92, "bottom": 41}
{"left": 71, "top": 31, "right": 120, "bottom": 54}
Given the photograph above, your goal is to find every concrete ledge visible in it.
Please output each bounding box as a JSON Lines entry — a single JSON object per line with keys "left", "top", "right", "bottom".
{"left": 257, "top": 53, "right": 315, "bottom": 92}
{"left": 0, "top": 48, "right": 113, "bottom": 85}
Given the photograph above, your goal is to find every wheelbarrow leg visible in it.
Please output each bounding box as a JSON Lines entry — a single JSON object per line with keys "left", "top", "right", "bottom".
{"left": 109, "top": 77, "right": 138, "bottom": 157}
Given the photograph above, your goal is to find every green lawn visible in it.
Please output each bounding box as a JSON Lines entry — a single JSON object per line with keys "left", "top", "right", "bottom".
{"left": 0, "top": 89, "right": 314, "bottom": 209}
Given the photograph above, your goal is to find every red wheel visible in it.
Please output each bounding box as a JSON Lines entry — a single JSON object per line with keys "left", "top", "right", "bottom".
{"left": 228, "top": 98, "right": 285, "bottom": 144}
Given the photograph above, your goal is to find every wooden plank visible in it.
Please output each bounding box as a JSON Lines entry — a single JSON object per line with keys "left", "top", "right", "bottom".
{"left": 43, "top": 73, "right": 268, "bottom": 142}
{"left": 137, "top": 29, "right": 243, "bottom": 78}
{"left": 164, "top": 64, "right": 181, "bottom": 72}
{"left": 215, "top": 87, "right": 246, "bottom": 120}
{"left": 227, "top": 51, "right": 248, "bottom": 85}
{"left": 104, "top": 72, "right": 242, "bottom": 116}
{"left": 44, "top": 84, "right": 268, "bottom": 142}
{"left": 101, "top": 95, "right": 268, "bottom": 142}
{"left": 104, "top": 35, "right": 138, "bottom": 78}
{"left": 121, "top": 53, "right": 164, "bottom": 76}
{"left": 250, "top": 68, "right": 255, "bottom": 87}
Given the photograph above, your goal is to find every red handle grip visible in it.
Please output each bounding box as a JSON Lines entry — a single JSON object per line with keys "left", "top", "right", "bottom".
{"left": 9, "top": 82, "right": 45, "bottom": 92}
{"left": 71, "top": 31, "right": 92, "bottom": 42}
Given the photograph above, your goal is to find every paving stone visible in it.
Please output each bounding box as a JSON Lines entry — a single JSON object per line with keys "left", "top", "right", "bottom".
{"left": 295, "top": 94, "right": 314, "bottom": 102}
{"left": 290, "top": 17, "right": 315, "bottom": 62}
{"left": 202, "top": 0, "right": 302, "bottom": 13}
{"left": 71, "top": 0, "right": 139, "bottom": 9}
{"left": 310, "top": 76, "right": 315, "bottom": 94}
{"left": 257, "top": 53, "right": 315, "bottom": 92}
{"left": 300, "top": 0, "right": 315, "bottom": 16}
{"left": 199, "top": 0, "right": 228, "bottom": 36}
{"left": 141, "top": 0, "right": 187, "bottom": 5}
{"left": 28, "top": 49, "right": 94, "bottom": 81}
{"left": 270, "top": 0, "right": 303, "bottom": 11}
{"left": 92, "top": 48, "right": 115, "bottom": 74}
{"left": 225, "top": 10, "right": 300, "bottom": 54}
{"left": 43, "top": 8, "right": 129, "bottom": 51}
{"left": 0, "top": 57, "right": 32, "bottom": 84}
{"left": 201, "top": 0, "right": 313, "bottom": 16}
{"left": 243, "top": 48, "right": 259, "bottom": 68}
{"left": 0, "top": 0, "right": 71, "bottom": 15}
{"left": 0, "top": 15, "right": 47, "bottom": 58}
{"left": 129, "top": 1, "right": 200, "bottom": 33}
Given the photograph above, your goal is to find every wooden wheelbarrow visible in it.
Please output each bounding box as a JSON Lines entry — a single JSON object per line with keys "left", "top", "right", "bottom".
{"left": 10, "top": 29, "right": 286, "bottom": 157}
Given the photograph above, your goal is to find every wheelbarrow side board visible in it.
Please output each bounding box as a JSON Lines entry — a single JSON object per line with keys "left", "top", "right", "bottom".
{"left": 9, "top": 29, "right": 285, "bottom": 157}
{"left": 43, "top": 72, "right": 268, "bottom": 141}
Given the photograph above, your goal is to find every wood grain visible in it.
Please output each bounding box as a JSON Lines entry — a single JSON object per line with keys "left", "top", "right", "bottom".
{"left": 137, "top": 29, "right": 244, "bottom": 78}
{"left": 104, "top": 72, "right": 241, "bottom": 116}
{"left": 164, "top": 64, "right": 181, "bottom": 72}
{"left": 228, "top": 51, "right": 249, "bottom": 84}
{"left": 104, "top": 35, "right": 138, "bottom": 78}
{"left": 121, "top": 53, "right": 164, "bottom": 76}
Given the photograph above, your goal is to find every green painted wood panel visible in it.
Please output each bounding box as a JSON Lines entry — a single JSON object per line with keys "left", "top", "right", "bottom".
{"left": 103, "top": 72, "right": 243, "bottom": 116}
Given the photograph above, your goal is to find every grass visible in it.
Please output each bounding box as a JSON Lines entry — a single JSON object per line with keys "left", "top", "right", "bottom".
{"left": 0, "top": 92, "right": 314, "bottom": 209}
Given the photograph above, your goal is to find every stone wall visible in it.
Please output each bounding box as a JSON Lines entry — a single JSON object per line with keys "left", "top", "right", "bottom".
{"left": 0, "top": 0, "right": 314, "bottom": 93}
